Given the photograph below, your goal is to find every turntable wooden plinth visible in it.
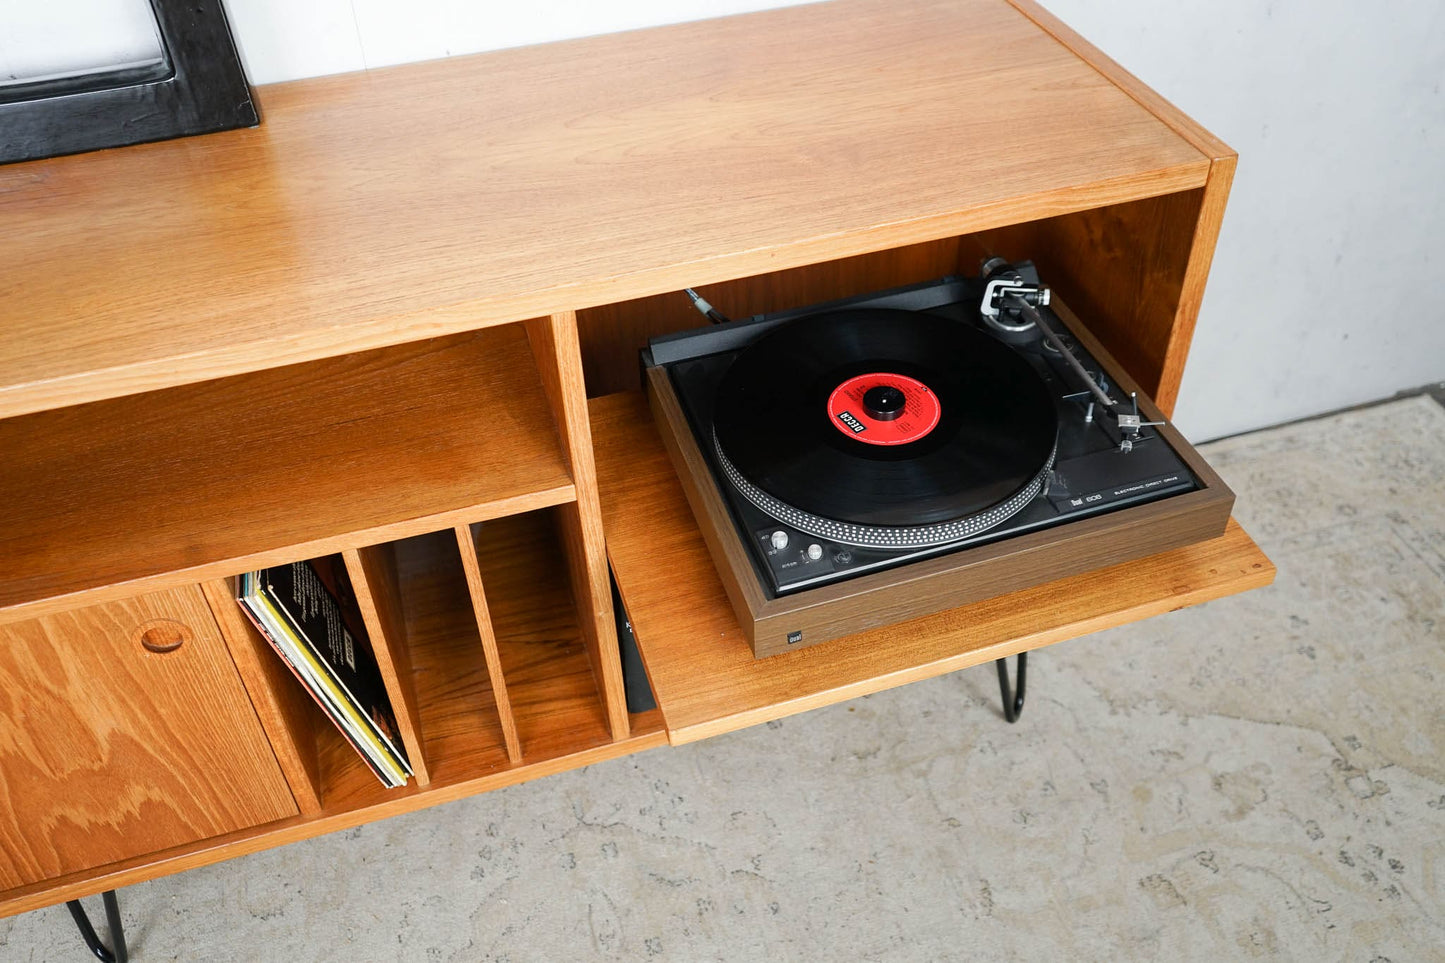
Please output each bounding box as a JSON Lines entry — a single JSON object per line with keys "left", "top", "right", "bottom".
{"left": 0, "top": 0, "right": 1269, "bottom": 922}
{"left": 643, "top": 293, "right": 1241, "bottom": 658}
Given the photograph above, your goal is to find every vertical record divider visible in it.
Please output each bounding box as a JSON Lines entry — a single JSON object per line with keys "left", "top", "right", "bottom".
{"left": 343, "top": 545, "right": 432, "bottom": 787}
{"left": 454, "top": 524, "right": 523, "bottom": 764}
{"left": 524, "top": 312, "right": 630, "bottom": 740}
{"left": 203, "top": 576, "right": 326, "bottom": 814}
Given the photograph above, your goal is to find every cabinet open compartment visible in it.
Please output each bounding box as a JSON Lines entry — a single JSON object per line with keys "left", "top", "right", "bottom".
{"left": 464, "top": 507, "right": 616, "bottom": 764}
{"left": 576, "top": 187, "right": 1227, "bottom": 418}
{"left": 208, "top": 502, "right": 630, "bottom": 819}
{"left": 350, "top": 533, "right": 515, "bottom": 793}
{"left": 204, "top": 554, "right": 451, "bottom": 816}
{"left": 577, "top": 190, "right": 1265, "bottom": 744}
{"left": 0, "top": 323, "right": 576, "bottom": 625}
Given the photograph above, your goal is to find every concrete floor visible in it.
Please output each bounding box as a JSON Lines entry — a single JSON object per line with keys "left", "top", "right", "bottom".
{"left": 4, "top": 396, "right": 1443, "bottom": 961}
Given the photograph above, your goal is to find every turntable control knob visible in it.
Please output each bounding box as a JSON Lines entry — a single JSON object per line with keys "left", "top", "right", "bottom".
{"left": 806, "top": 543, "right": 824, "bottom": 561}
{"left": 770, "top": 530, "right": 790, "bottom": 551}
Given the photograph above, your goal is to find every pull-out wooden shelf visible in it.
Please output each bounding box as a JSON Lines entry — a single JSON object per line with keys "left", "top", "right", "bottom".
{"left": 0, "top": 325, "right": 574, "bottom": 624}
{"left": 592, "top": 392, "right": 1274, "bottom": 745}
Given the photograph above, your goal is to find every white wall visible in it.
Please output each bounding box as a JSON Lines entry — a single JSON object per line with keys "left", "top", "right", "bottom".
{"left": 0, "top": 0, "right": 162, "bottom": 83}
{"left": 14, "top": 0, "right": 1438, "bottom": 440}
{"left": 221, "top": 0, "right": 818, "bottom": 86}
{"left": 1038, "top": 1, "right": 1445, "bottom": 439}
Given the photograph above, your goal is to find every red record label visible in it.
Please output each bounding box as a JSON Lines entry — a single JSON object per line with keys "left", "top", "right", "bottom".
{"left": 826, "top": 372, "right": 941, "bottom": 446}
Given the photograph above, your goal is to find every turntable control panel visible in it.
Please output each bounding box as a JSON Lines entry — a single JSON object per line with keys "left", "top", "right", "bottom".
{"left": 758, "top": 527, "right": 842, "bottom": 581}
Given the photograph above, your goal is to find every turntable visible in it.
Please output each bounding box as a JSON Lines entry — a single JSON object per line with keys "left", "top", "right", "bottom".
{"left": 643, "top": 261, "right": 1235, "bottom": 657}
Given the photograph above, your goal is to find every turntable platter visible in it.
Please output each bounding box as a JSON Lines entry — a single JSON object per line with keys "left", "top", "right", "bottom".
{"left": 712, "top": 308, "right": 1058, "bottom": 547}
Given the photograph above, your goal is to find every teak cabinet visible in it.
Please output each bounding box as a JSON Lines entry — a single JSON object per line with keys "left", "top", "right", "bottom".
{"left": 0, "top": 0, "right": 1273, "bottom": 919}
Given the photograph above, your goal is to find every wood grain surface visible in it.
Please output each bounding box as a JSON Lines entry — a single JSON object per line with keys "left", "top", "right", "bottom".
{"left": 0, "top": 326, "right": 574, "bottom": 623}
{"left": 1005, "top": 0, "right": 1233, "bottom": 160}
{"left": 381, "top": 532, "right": 515, "bottom": 789}
{"left": 0, "top": 587, "right": 297, "bottom": 888}
{"left": 0, "top": 0, "right": 1209, "bottom": 418}
{"left": 591, "top": 391, "right": 1274, "bottom": 744}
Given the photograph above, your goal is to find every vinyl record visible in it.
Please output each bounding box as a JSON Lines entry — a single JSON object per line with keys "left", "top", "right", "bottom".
{"left": 712, "top": 308, "right": 1058, "bottom": 546}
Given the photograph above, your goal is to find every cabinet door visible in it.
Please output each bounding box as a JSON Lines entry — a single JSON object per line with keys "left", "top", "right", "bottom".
{"left": 0, "top": 585, "right": 298, "bottom": 889}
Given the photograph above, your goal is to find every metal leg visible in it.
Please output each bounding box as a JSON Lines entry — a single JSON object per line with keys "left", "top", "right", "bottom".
{"left": 65, "top": 890, "right": 127, "bottom": 963}
{"left": 995, "top": 651, "right": 1026, "bottom": 724}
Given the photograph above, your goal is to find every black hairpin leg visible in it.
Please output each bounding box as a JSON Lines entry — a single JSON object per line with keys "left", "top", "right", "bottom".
{"left": 66, "top": 890, "right": 127, "bottom": 963}
{"left": 995, "top": 652, "right": 1026, "bottom": 723}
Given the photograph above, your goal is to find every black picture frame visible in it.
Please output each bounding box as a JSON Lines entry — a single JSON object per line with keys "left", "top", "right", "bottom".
{"left": 0, "top": 0, "right": 257, "bottom": 165}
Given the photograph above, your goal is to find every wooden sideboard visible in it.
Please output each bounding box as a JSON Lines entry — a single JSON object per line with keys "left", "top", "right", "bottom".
{"left": 0, "top": 0, "right": 1272, "bottom": 919}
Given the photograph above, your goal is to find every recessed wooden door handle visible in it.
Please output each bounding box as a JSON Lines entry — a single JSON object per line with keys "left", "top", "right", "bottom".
{"left": 131, "top": 618, "right": 192, "bottom": 653}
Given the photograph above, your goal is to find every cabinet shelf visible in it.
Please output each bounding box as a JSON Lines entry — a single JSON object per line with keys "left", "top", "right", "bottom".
{"left": 591, "top": 392, "right": 1274, "bottom": 744}
{"left": 0, "top": 325, "right": 575, "bottom": 624}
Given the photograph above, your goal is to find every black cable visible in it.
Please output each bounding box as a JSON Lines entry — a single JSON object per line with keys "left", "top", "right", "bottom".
{"left": 684, "top": 287, "right": 731, "bottom": 324}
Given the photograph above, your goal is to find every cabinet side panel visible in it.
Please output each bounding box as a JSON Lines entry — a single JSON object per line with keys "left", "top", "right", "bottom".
{"left": 1154, "top": 156, "right": 1235, "bottom": 414}
{"left": 0, "top": 586, "right": 298, "bottom": 889}
{"left": 999, "top": 0, "right": 1237, "bottom": 413}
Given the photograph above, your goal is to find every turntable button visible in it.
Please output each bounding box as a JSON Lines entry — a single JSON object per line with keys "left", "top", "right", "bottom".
{"left": 833, "top": 550, "right": 853, "bottom": 565}
{"left": 770, "top": 530, "right": 790, "bottom": 551}
{"left": 806, "top": 543, "right": 824, "bottom": 561}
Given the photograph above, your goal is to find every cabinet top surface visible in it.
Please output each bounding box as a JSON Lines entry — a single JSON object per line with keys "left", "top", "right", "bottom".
{"left": 0, "top": 0, "right": 1211, "bottom": 417}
